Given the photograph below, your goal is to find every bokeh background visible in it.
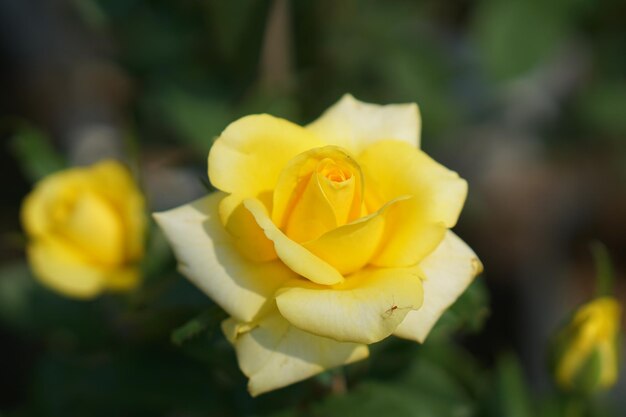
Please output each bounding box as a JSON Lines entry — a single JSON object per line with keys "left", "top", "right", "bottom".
{"left": 0, "top": 0, "right": 624, "bottom": 416}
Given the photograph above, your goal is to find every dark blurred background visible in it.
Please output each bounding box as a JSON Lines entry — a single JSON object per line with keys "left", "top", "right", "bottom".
{"left": 0, "top": 0, "right": 624, "bottom": 416}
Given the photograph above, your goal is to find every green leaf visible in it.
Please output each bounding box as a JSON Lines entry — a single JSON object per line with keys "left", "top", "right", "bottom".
{"left": 0, "top": 262, "right": 114, "bottom": 346}
{"left": 171, "top": 306, "right": 227, "bottom": 346}
{"left": 9, "top": 125, "right": 66, "bottom": 182}
{"left": 0, "top": 261, "right": 37, "bottom": 328}
{"left": 577, "top": 82, "right": 626, "bottom": 137}
{"left": 589, "top": 241, "right": 615, "bottom": 297}
{"left": 419, "top": 342, "right": 488, "bottom": 400}
{"left": 140, "top": 222, "right": 175, "bottom": 281}
{"left": 471, "top": 0, "right": 574, "bottom": 81}
{"left": 428, "top": 278, "right": 490, "bottom": 340}
{"left": 150, "top": 89, "right": 231, "bottom": 153}
{"left": 29, "top": 348, "right": 230, "bottom": 417}
{"left": 487, "top": 353, "right": 534, "bottom": 417}
{"left": 204, "top": 0, "right": 262, "bottom": 63}
{"left": 309, "top": 362, "right": 475, "bottom": 417}
{"left": 277, "top": 350, "right": 477, "bottom": 417}
{"left": 70, "top": 0, "right": 108, "bottom": 30}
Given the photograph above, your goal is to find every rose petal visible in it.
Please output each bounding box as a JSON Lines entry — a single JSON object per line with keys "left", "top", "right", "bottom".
{"left": 271, "top": 146, "right": 363, "bottom": 236}
{"left": 61, "top": 191, "right": 124, "bottom": 266}
{"left": 26, "top": 239, "right": 105, "bottom": 299}
{"left": 224, "top": 195, "right": 277, "bottom": 262}
{"left": 225, "top": 312, "right": 369, "bottom": 396}
{"left": 244, "top": 198, "right": 344, "bottom": 285}
{"left": 208, "top": 115, "right": 325, "bottom": 222}
{"left": 282, "top": 169, "right": 344, "bottom": 242}
{"left": 275, "top": 266, "right": 424, "bottom": 344}
{"left": 21, "top": 161, "right": 145, "bottom": 262}
{"left": 302, "top": 197, "right": 408, "bottom": 276}
{"left": 153, "top": 193, "right": 296, "bottom": 322}
{"left": 393, "top": 231, "right": 482, "bottom": 343}
{"left": 306, "top": 94, "right": 421, "bottom": 154}
{"left": 359, "top": 140, "right": 467, "bottom": 267}
{"left": 21, "top": 169, "right": 86, "bottom": 237}
{"left": 88, "top": 161, "right": 146, "bottom": 261}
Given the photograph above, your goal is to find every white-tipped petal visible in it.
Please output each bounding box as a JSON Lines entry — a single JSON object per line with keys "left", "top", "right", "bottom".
{"left": 307, "top": 94, "right": 421, "bottom": 153}
{"left": 227, "top": 312, "right": 369, "bottom": 396}
{"left": 154, "top": 193, "right": 296, "bottom": 322}
{"left": 393, "top": 232, "right": 482, "bottom": 343}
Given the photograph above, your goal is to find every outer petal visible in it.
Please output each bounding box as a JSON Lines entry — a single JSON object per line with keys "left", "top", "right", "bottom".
{"left": 359, "top": 140, "right": 468, "bottom": 267}
{"left": 393, "top": 232, "right": 482, "bottom": 343}
{"left": 225, "top": 312, "right": 369, "bottom": 396}
{"left": 306, "top": 94, "right": 421, "bottom": 154}
{"left": 208, "top": 115, "right": 325, "bottom": 222}
{"left": 21, "top": 169, "right": 87, "bottom": 237}
{"left": 88, "top": 160, "right": 146, "bottom": 261}
{"left": 153, "top": 193, "right": 296, "bottom": 322}
{"left": 244, "top": 198, "right": 344, "bottom": 286}
{"left": 275, "top": 266, "right": 424, "bottom": 344}
{"left": 26, "top": 239, "right": 105, "bottom": 299}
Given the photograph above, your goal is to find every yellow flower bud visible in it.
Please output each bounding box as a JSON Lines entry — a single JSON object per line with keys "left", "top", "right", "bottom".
{"left": 553, "top": 297, "right": 622, "bottom": 392}
{"left": 21, "top": 160, "right": 146, "bottom": 299}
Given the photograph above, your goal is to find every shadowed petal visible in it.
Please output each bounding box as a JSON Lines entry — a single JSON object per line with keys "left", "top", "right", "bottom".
{"left": 26, "top": 239, "right": 105, "bottom": 299}
{"left": 224, "top": 312, "right": 369, "bottom": 396}
{"left": 154, "top": 193, "right": 296, "bottom": 322}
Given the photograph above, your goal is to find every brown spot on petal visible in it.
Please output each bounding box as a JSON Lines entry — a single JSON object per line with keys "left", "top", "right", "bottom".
{"left": 471, "top": 258, "right": 484, "bottom": 275}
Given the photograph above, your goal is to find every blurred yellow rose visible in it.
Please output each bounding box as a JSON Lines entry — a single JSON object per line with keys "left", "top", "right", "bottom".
{"left": 155, "top": 94, "right": 482, "bottom": 395}
{"left": 21, "top": 160, "right": 146, "bottom": 299}
{"left": 554, "top": 297, "right": 621, "bottom": 392}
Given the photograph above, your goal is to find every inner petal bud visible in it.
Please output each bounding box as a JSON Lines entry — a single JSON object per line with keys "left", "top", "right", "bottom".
{"left": 317, "top": 158, "right": 352, "bottom": 184}
{"left": 272, "top": 146, "right": 364, "bottom": 243}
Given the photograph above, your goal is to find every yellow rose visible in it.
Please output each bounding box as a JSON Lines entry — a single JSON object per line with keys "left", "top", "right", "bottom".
{"left": 554, "top": 297, "right": 621, "bottom": 392}
{"left": 155, "top": 94, "right": 482, "bottom": 395}
{"left": 21, "top": 160, "right": 146, "bottom": 299}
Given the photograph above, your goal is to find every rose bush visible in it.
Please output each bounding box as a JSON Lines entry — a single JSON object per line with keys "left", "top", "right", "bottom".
{"left": 21, "top": 160, "right": 146, "bottom": 299}
{"left": 155, "top": 95, "right": 482, "bottom": 395}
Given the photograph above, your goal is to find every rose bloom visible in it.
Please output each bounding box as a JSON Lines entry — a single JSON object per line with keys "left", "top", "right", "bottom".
{"left": 155, "top": 95, "right": 482, "bottom": 395}
{"left": 554, "top": 297, "right": 621, "bottom": 392}
{"left": 21, "top": 160, "right": 146, "bottom": 299}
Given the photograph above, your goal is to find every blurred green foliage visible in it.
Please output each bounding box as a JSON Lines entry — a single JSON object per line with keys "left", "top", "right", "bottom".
{"left": 82, "top": 0, "right": 625, "bottom": 152}
{"left": 20, "top": 0, "right": 615, "bottom": 173}
{"left": 2, "top": 0, "right": 625, "bottom": 416}
{"left": 9, "top": 126, "right": 66, "bottom": 183}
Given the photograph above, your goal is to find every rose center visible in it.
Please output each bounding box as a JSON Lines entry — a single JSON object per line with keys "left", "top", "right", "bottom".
{"left": 272, "top": 146, "right": 364, "bottom": 242}
{"left": 317, "top": 158, "right": 352, "bottom": 184}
